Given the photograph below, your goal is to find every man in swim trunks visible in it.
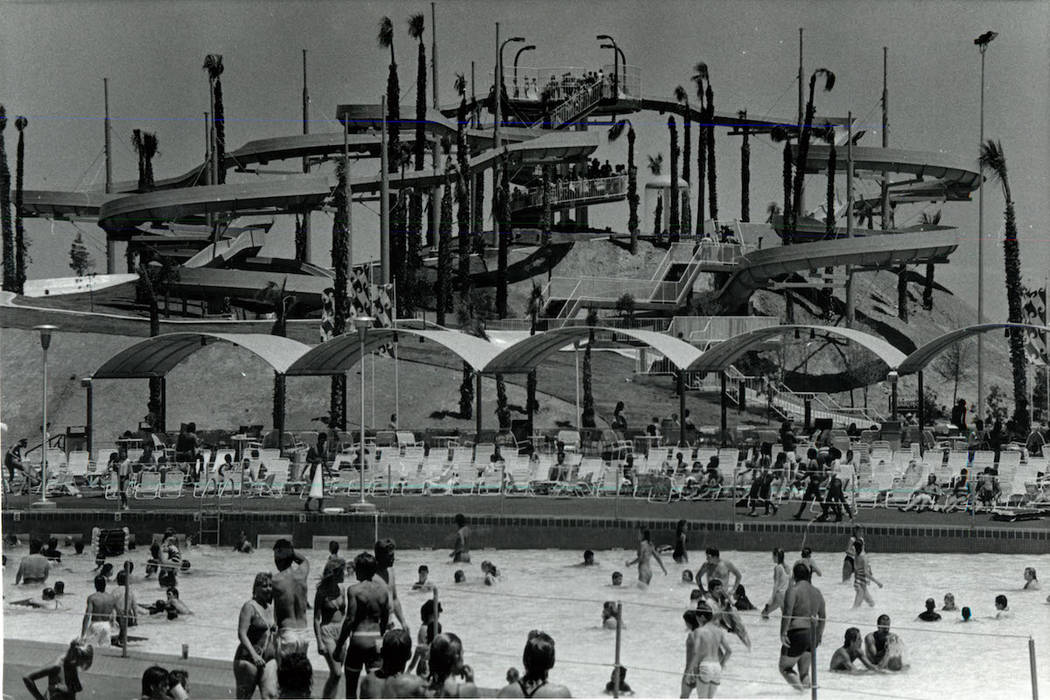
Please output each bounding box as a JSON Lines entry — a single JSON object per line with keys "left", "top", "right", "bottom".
{"left": 696, "top": 547, "right": 741, "bottom": 596}
{"left": 359, "top": 628, "right": 425, "bottom": 699}
{"left": 864, "top": 615, "right": 903, "bottom": 670}
{"left": 917, "top": 598, "right": 941, "bottom": 622}
{"left": 81, "top": 575, "right": 116, "bottom": 647}
{"left": 625, "top": 528, "right": 666, "bottom": 586}
{"left": 779, "top": 562, "right": 826, "bottom": 691}
{"left": 704, "top": 579, "right": 752, "bottom": 650}
{"left": 271, "top": 539, "right": 311, "bottom": 660}
{"left": 15, "top": 539, "right": 51, "bottom": 584}
{"left": 374, "top": 539, "right": 408, "bottom": 629}
{"left": 450, "top": 513, "right": 471, "bottom": 563}
{"left": 336, "top": 552, "right": 391, "bottom": 699}
{"left": 683, "top": 603, "right": 732, "bottom": 698}
{"left": 829, "top": 627, "right": 878, "bottom": 672}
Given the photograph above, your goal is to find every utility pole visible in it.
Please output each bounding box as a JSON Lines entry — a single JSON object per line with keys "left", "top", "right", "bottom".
{"left": 845, "top": 111, "right": 855, "bottom": 326}
{"left": 344, "top": 116, "right": 352, "bottom": 274}
{"left": 881, "top": 47, "right": 890, "bottom": 228}
{"left": 103, "top": 78, "right": 116, "bottom": 273}
{"left": 797, "top": 28, "right": 805, "bottom": 215}
{"left": 301, "top": 49, "right": 312, "bottom": 263}
{"left": 380, "top": 96, "right": 391, "bottom": 285}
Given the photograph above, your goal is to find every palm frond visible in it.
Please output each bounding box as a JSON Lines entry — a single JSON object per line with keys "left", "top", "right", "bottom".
{"left": 815, "top": 67, "right": 835, "bottom": 92}
{"left": 202, "top": 54, "right": 224, "bottom": 78}
{"left": 14, "top": 116, "right": 27, "bottom": 131}
{"left": 131, "top": 128, "right": 143, "bottom": 152}
{"left": 919, "top": 210, "right": 942, "bottom": 226}
{"left": 608, "top": 119, "right": 627, "bottom": 142}
{"left": 674, "top": 85, "right": 688, "bottom": 105}
{"left": 979, "top": 139, "right": 1007, "bottom": 181}
{"left": 407, "top": 13, "right": 424, "bottom": 40}
{"left": 646, "top": 153, "right": 663, "bottom": 176}
{"left": 143, "top": 132, "right": 159, "bottom": 159}
{"left": 769, "top": 125, "right": 792, "bottom": 143}
{"left": 377, "top": 17, "right": 394, "bottom": 48}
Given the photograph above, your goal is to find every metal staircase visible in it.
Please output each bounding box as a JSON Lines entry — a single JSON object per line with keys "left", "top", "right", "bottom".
{"left": 534, "top": 79, "right": 608, "bottom": 130}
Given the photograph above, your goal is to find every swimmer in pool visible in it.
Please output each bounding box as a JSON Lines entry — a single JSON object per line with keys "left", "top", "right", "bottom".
{"left": 601, "top": 601, "right": 623, "bottom": 630}
{"left": 684, "top": 604, "right": 732, "bottom": 698}
{"left": 779, "top": 563, "right": 826, "bottom": 690}
{"left": 335, "top": 552, "right": 391, "bottom": 699}
{"left": 573, "top": 550, "right": 597, "bottom": 567}
{"left": 696, "top": 547, "right": 742, "bottom": 597}
{"left": 864, "top": 615, "right": 904, "bottom": 671}
{"left": 408, "top": 599, "right": 442, "bottom": 677}
{"left": 450, "top": 513, "right": 471, "bottom": 563}
{"left": 850, "top": 540, "right": 883, "bottom": 609}
{"left": 732, "top": 585, "right": 755, "bottom": 611}
{"left": 958, "top": 606, "right": 973, "bottom": 622}
{"left": 359, "top": 628, "right": 425, "bottom": 699}
{"left": 917, "top": 598, "right": 941, "bottom": 622}
{"left": 412, "top": 565, "right": 434, "bottom": 592}
{"left": 942, "top": 593, "right": 958, "bottom": 611}
{"left": 454, "top": 570, "right": 466, "bottom": 584}
{"left": 625, "top": 528, "right": 666, "bottom": 586}
{"left": 706, "top": 579, "right": 751, "bottom": 650}
{"left": 314, "top": 558, "right": 347, "bottom": 698}
{"left": 795, "top": 547, "right": 822, "bottom": 578}
{"left": 611, "top": 571, "right": 623, "bottom": 587}
{"left": 1023, "top": 567, "right": 1040, "bottom": 591}
{"left": 81, "top": 575, "right": 116, "bottom": 647}
{"left": 993, "top": 594, "right": 1013, "bottom": 619}
{"left": 10, "top": 586, "right": 61, "bottom": 610}
{"left": 682, "top": 570, "right": 695, "bottom": 585}
{"left": 760, "top": 548, "right": 790, "bottom": 619}
{"left": 829, "top": 627, "right": 878, "bottom": 673}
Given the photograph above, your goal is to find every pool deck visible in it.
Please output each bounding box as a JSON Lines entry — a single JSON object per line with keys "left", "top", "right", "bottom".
{"left": 3, "top": 492, "right": 1048, "bottom": 554}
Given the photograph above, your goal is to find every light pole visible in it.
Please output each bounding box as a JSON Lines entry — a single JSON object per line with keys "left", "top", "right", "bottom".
{"left": 495, "top": 27, "right": 525, "bottom": 149}
{"left": 33, "top": 325, "right": 58, "bottom": 510}
{"left": 596, "top": 35, "right": 625, "bottom": 96}
{"left": 888, "top": 370, "right": 900, "bottom": 422}
{"left": 353, "top": 316, "right": 376, "bottom": 512}
{"left": 513, "top": 44, "right": 535, "bottom": 99}
{"left": 974, "top": 30, "right": 997, "bottom": 420}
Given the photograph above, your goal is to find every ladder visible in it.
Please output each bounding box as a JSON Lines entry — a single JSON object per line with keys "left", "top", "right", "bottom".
{"left": 197, "top": 510, "right": 221, "bottom": 547}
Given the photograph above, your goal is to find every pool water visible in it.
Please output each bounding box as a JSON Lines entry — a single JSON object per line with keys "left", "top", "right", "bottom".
{"left": 4, "top": 543, "right": 1048, "bottom": 699}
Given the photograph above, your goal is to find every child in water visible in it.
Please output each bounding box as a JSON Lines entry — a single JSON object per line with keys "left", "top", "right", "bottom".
{"left": 601, "top": 601, "right": 624, "bottom": 630}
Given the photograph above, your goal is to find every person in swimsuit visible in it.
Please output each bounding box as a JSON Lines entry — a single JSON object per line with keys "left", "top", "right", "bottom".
{"left": 375, "top": 538, "right": 408, "bottom": 629}
{"left": 704, "top": 579, "right": 751, "bottom": 650}
{"left": 80, "top": 575, "right": 116, "bottom": 647}
{"left": 795, "top": 548, "right": 823, "bottom": 578}
{"left": 685, "top": 603, "right": 732, "bottom": 698}
{"left": 732, "top": 585, "right": 755, "bottom": 611}
{"left": 413, "top": 565, "right": 434, "bottom": 591}
{"left": 625, "top": 528, "right": 667, "bottom": 586}
{"left": 427, "top": 632, "right": 478, "bottom": 698}
{"left": 360, "top": 628, "right": 426, "bottom": 699}
{"left": 409, "top": 599, "right": 442, "bottom": 677}
{"left": 851, "top": 540, "right": 883, "bottom": 608}
{"left": 271, "top": 540, "right": 311, "bottom": 661}
{"left": 864, "top": 615, "right": 904, "bottom": 671}
{"left": 842, "top": 526, "right": 864, "bottom": 583}
{"left": 760, "top": 548, "right": 790, "bottom": 619}
{"left": 829, "top": 627, "right": 877, "bottom": 672}
{"left": 779, "top": 562, "right": 826, "bottom": 691}
{"left": 917, "top": 598, "right": 941, "bottom": 622}
{"left": 601, "top": 601, "right": 623, "bottom": 630}
{"left": 451, "top": 514, "right": 471, "bottom": 563}
{"left": 234, "top": 572, "right": 278, "bottom": 699}
{"left": 672, "top": 520, "right": 689, "bottom": 563}
{"left": 314, "top": 558, "right": 347, "bottom": 698}
{"left": 942, "top": 593, "right": 958, "bottom": 611}
{"left": 696, "top": 547, "right": 741, "bottom": 596}
{"left": 336, "top": 552, "right": 391, "bottom": 699}
{"left": 22, "top": 638, "right": 93, "bottom": 700}
{"left": 497, "top": 631, "right": 570, "bottom": 698}
{"left": 1023, "top": 567, "right": 1040, "bottom": 590}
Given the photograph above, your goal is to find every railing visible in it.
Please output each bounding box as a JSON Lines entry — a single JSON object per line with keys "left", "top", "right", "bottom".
{"left": 669, "top": 316, "right": 780, "bottom": 347}
{"left": 485, "top": 317, "right": 668, "bottom": 332}
{"left": 504, "top": 64, "right": 641, "bottom": 104}
{"left": 542, "top": 79, "right": 607, "bottom": 129}
{"left": 546, "top": 276, "right": 678, "bottom": 305}
{"left": 510, "top": 175, "right": 627, "bottom": 212}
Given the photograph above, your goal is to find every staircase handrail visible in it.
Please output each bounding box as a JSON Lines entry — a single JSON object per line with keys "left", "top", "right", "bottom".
{"left": 539, "top": 79, "right": 607, "bottom": 129}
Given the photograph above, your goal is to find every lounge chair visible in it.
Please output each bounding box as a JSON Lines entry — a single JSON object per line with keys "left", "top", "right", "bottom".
{"left": 159, "top": 471, "right": 185, "bottom": 498}
{"left": 135, "top": 472, "right": 163, "bottom": 499}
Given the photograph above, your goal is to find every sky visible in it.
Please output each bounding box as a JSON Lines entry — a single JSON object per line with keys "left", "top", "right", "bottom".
{"left": 2, "top": 0, "right": 1048, "bottom": 319}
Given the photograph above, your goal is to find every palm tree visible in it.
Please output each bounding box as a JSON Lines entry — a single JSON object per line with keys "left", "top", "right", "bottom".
{"left": 896, "top": 264, "right": 908, "bottom": 323}
{"left": 739, "top": 110, "right": 750, "bottom": 222}
{"left": 495, "top": 155, "right": 511, "bottom": 318}
{"left": 980, "top": 139, "right": 1029, "bottom": 430}
{"left": 202, "top": 54, "right": 226, "bottom": 184}
{"left": 540, "top": 164, "right": 552, "bottom": 248}
{"left": 130, "top": 129, "right": 159, "bottom": 272}
{"left": 581, "top": 308, "right": 598, "bottom": 428}
{"left": 407, "top": 14, "right": 427, "bottom": 249}
{"left": 675, "top": 85, "right": 691, "bottom": 234}
{"left": 0, "top": 106, "right": 14, "bottom": 292}
{"left": 379, "top": 16, "right": 402, "bottom": 285}
{"left": 704, "top": 74, "right": 717, "bottom": 222}
{"left": 257, "top": 279, "right": 293, "bottom": 445}
{"left": 647, "top": 154, "right": 663, "bottom": 236}
{"left": 820, "top": 124, "right": 837, "bottom": 319}
{"left": 791, "top": 68, "right": 836, "bottom": 240}
{"left": 14, "top": 115, "right": 27, "bottom": 293}
{"left": 667, "top": 116, "right": 680, "bottom": 241}
{"left": 437, "top": 139, "right": 454, "bottom": 325}
{"left": 329, "top": 158, "right": 352, "bottom": 430}
{"left": 455, "top": 290, "right": 490, "bottom": 419}
{"left": 454, "top": 74, "right": 472, "bottom": 294}
{"left": 691, "top": 63, "right": 708, "bottom": 237}
{"left": 608, "top": 119, "right": 639, "bottom": 252}
{"left": 770, "top": 126, "right": 794, "bottom": 241}
{"left": 525, "top": 281, "right": 544, "bottom": 430}
{"left": 919, "top": 210, "right": 941, "bottom": 310}
{"left": 137, "top": 256, "right": 178, "bottom": 431}
{"left": 394, "top": 142, "right": 415, "bottom": 314}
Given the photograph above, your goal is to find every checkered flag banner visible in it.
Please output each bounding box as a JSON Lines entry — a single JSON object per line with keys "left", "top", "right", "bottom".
{"left": 348, "top": 267, "right": 396, "bottom": 356}
{"left": 1022, "top": 285, "right": 1047, "bottom": 366}
{"left": 320, "top": 288, "right": 336, "bottom": 342}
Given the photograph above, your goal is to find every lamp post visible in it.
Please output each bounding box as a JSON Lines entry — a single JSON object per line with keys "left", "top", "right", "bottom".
{"left": 888, "top": 370, "right": 900, "bottom": 422}
{"left": 596, "top": 35, "right": 625, "bottom": 96}
{"left": 81, "top": 377, "right": 93, "bottom": 458}
{"left": 353, "top": 316, "right": 376, "bottom": 512}
{"left": 513, "top": 44, "right": 535, "bottom": 99}
{"left": 973, "top": 30, "right": 997, "bottom": 420}
{"left": 33, "top": 325, "right": 58, "bottom": 510}
{"left": 495, "top": 27, "right": 525, "bottom": 150}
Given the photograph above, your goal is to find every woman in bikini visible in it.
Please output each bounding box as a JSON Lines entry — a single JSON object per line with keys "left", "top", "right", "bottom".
{"left": 428, "top": 633, "right": 478, "bottom": 697}
{"left": 314, "top": 559, "right": 347, "bottom": 698}
{"left": 760, "top": 548, "right": 790, "bottom": 619}
{"left": 497, "top": 631, "right": 570, "bottom": 698}
{"left": 625, "top": 528, "right": 667, "bottom": 586}
{"left": 234, "top": 572, "right": 278, "bottom": 699}
{"left": 335, "top": 552, "right": 391, "bottom": 699}
{"left": 22, "top": 638, "right": 93, "bottom": 700}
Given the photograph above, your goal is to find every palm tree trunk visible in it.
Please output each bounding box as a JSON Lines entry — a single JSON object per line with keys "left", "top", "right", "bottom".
{"left": 627, "top": 128, "right": 638, "bottom": 251}
{"left": 330, "top": 162, "right": 351, "bottom": 431}
{"left": 495, "top": 374, "right": 510, "bottom": 431}
{"left": 541, "top": 165, "right": 552, "bottom": 247}
{"left": 213, "top": 78, "right": 226, "bottom": 184}
{"left": 705, "top": 90, "right": 717, "bottom": 221}
{"left": 681, "top": 112, "right": 691, "bottom": 234}
{"left": 472, "top": 172, "right": 485, "bottom": 255}
{"left": 414, "top": 39, "right": 428, "bottom": 246}
{"left": 14, "top": 118, "right": 27, "bottom": 294}
{"left": 653, "top": 195, "right": 663, "bottom": 238}
{"left": 495, "top": 159, "right": 510, "bottom": 318}
{"left": 437, "top": 172, "right": 453, "bottom": 325}
{"left": 695, "top": 111, "right": 706, "bottom": 237}
{"left": 922, "top": 263, "right": 935, "bottom": 310}
{"left": 668, "top": 117, "right": 679, "bottom": 241}
{"left": 782, "top": 143, "right": 793, "bottom": 243}
{"left": 294, "top": 212, "right": 308, "bottom": 263}
{"left": 582, "top": 332, "right": 596, "bottom": 428}
{"left": 896, "top": 264, "right": 908, "bottom": 322}
{"left": 459, "top": 362, "right": 474, "bottom": 418}
{"left": 0, "top": 108, "right": 15, "bottom": 292}
{"left": 1001, "top": 178, "right": 1029, "bottom": 430}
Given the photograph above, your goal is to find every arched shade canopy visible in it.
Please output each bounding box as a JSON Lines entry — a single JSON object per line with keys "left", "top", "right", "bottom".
{"left": 286, "top": 328, "right": 502, "bottom": 376}
{"left": 481, "top": 326, "right": 702, "bottom": 374}
{"left": 93, "top": 332, "right": 312, "bottom": 379}
{"left": 898, "top": 323, "right": 1050, "bottom": 376}
{"left": 685, "top": 324, "right": 906, "bottom": 373}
